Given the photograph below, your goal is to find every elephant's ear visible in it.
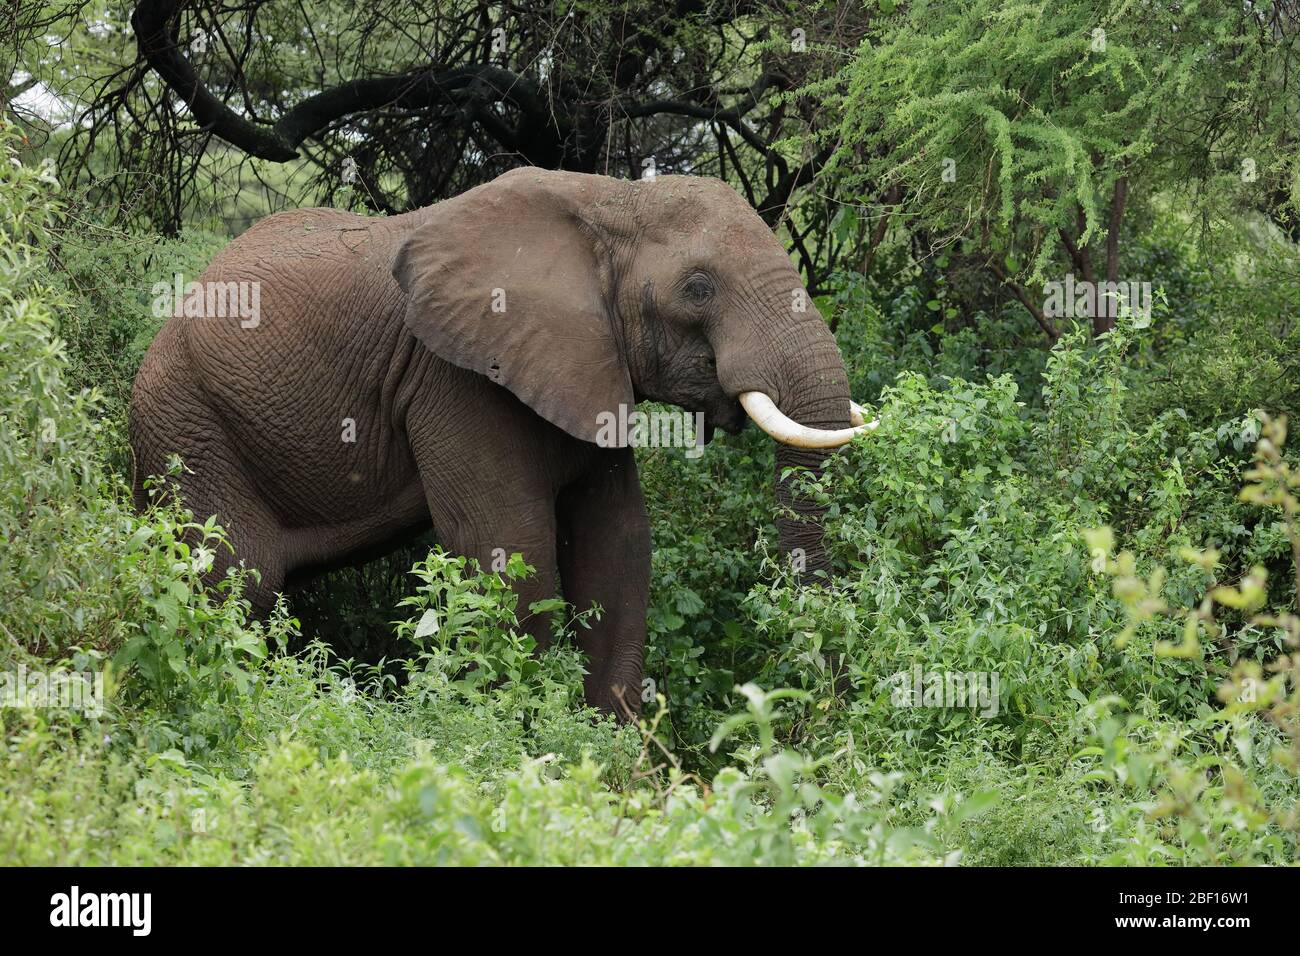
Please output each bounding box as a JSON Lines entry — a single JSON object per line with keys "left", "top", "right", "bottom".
{"left": 392, "top": 168, "right": 633, "bottom": 444}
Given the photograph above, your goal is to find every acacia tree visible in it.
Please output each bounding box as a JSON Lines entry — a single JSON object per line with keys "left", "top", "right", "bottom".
{"left": 39, "top": 0, "right": 872, "bottom": 288}
{"left": 807, "top": 0, "right": 1300, "bottom": 342}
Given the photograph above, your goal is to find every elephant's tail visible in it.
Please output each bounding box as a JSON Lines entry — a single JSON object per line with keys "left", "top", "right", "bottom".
{"left": 128, "top": 442, "right": 145, "bottom": 512}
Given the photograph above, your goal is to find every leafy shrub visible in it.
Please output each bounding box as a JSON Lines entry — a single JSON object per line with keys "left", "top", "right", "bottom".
{"left": 0, "top": 125, "right": 276, "bottom": 752}
{"left": 4, "top": 111, "right": 1299, "bottom": 865}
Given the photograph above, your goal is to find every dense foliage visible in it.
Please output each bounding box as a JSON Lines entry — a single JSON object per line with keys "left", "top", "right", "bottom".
{"left": 3, "top": 0, "right": 1299, "bottom": 865}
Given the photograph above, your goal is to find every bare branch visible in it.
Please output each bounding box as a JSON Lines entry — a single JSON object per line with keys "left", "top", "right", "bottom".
{"left": 989, "top": 259, "right": 1060, "bottom": 343}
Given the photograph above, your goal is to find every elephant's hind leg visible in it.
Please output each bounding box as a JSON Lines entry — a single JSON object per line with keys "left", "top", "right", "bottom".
{"left": 191, "top": 471, "right": 289, "bottom": 614}
{"left": 131, "top": 386, "right": 288, "bottom": 614}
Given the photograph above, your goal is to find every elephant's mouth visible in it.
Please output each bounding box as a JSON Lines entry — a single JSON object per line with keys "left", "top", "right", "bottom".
{"left": 710, "top": 398, "right": 747, "bottom": 437}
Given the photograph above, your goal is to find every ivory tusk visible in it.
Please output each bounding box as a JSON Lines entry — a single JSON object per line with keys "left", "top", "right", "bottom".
{"left": 739, "top": 391, "right": 876, "bottom": 449}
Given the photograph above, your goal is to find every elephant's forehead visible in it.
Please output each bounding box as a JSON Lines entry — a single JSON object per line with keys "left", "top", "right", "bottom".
{"left": 665, "top": 195, "right": 710, "bottom": 230}
{"left": 642, "top": 178, "right": 782, "bottom": 255}
{"left": 653, "top": 176, "right": 749, "bottom": 214}
{"left": 660, "top": 221, "right": 778, "bottom": 265}
{"left": 721, "top": 219, "right": 778, "bottom": 251}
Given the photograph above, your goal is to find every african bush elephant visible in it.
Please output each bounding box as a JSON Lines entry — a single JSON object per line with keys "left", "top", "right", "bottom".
{"left": 130, "top": 168, "right": 872, "bottom": 716}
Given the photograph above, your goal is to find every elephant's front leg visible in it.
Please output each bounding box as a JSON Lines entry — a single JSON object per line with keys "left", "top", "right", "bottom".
{"left": 445, "top": 522, "right": 559, "bottom": 654}
{"left": 407, "top": 396, "right": 566, "bottom": 653}
{"left": 557, "top": 447, "right": 651, "bottom": 718}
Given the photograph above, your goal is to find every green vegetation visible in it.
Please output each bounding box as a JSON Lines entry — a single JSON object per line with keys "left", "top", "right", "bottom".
{"left": 4, "top": 0, "right": 1299, "bottom": 865}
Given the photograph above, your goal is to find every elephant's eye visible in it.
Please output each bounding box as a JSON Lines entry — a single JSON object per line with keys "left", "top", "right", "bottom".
{"left": 681, "top": 273, "right": 714, "bottom": 305}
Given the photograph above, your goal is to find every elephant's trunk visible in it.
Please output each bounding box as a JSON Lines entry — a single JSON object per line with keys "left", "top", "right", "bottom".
{"left": 717, "top": 303, "right": 859, "bottom": 580}
{"left": 769, "top": 329, "right": 856, "bottom": 579}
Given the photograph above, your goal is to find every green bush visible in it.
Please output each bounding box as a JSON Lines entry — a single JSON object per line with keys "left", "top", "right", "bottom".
{"left": 3, "top": 115, "right": 1299, "bottom": 865}
{"left": 0, "top": 125, "right": 286, "bottom": 753}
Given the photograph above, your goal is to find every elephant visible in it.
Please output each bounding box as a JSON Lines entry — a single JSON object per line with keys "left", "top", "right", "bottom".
{"left": 129, "top": 168, "right": 873, "bottom": 716}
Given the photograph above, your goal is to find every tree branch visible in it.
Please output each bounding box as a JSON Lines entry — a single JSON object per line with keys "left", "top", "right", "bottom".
{"left": 1057, "top": 207, "right": 1095, "bottom": 286}
{"left": 1105, "top": 175, "right": 1128, "bottom": 284}
{"left": 1096, "top": 174, "right": 1129, "bottom": 335}
{"left": 131, "top": 0, "right": 553, "bottom": 163}
{"left": 132, "top": 0, "right": 297, "bottom": 160}
{"left": 989, "top": 259, "right": 1060, "bottom": 343}
{"left": 860, "top": 183, "right": 904, "bottom": 274}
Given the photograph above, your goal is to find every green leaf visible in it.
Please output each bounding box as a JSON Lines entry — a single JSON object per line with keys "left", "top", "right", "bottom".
{"left": 414, "top": 609, "right": 440, "bottom": 640}
{"left": 951, "top": 790, "right": 998, "bottom": 824}
{"left": 153, "top": 595, "right": 179, "bottom": 633}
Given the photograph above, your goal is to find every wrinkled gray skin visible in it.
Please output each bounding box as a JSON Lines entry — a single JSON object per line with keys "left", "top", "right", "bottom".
{"left": 130, "top": 169, "right": 853, "bottom": 717}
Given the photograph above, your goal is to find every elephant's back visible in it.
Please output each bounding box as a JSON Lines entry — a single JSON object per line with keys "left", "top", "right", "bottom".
{"left": 202, "top": 206, "right": 409, "bottom": 299}
{"left": 135, "top": 205, "right": 429, "bottom": 498}
{"left": 220, "top": 206, "right": 403, "bottom": 264}
{"left": 176, "top": 206, "right": 416, "bottom": 376}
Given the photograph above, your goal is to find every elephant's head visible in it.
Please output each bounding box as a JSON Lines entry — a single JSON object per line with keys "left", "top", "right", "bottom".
{"left": 392, "top": 167, "right": 873, "bottom": 576}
